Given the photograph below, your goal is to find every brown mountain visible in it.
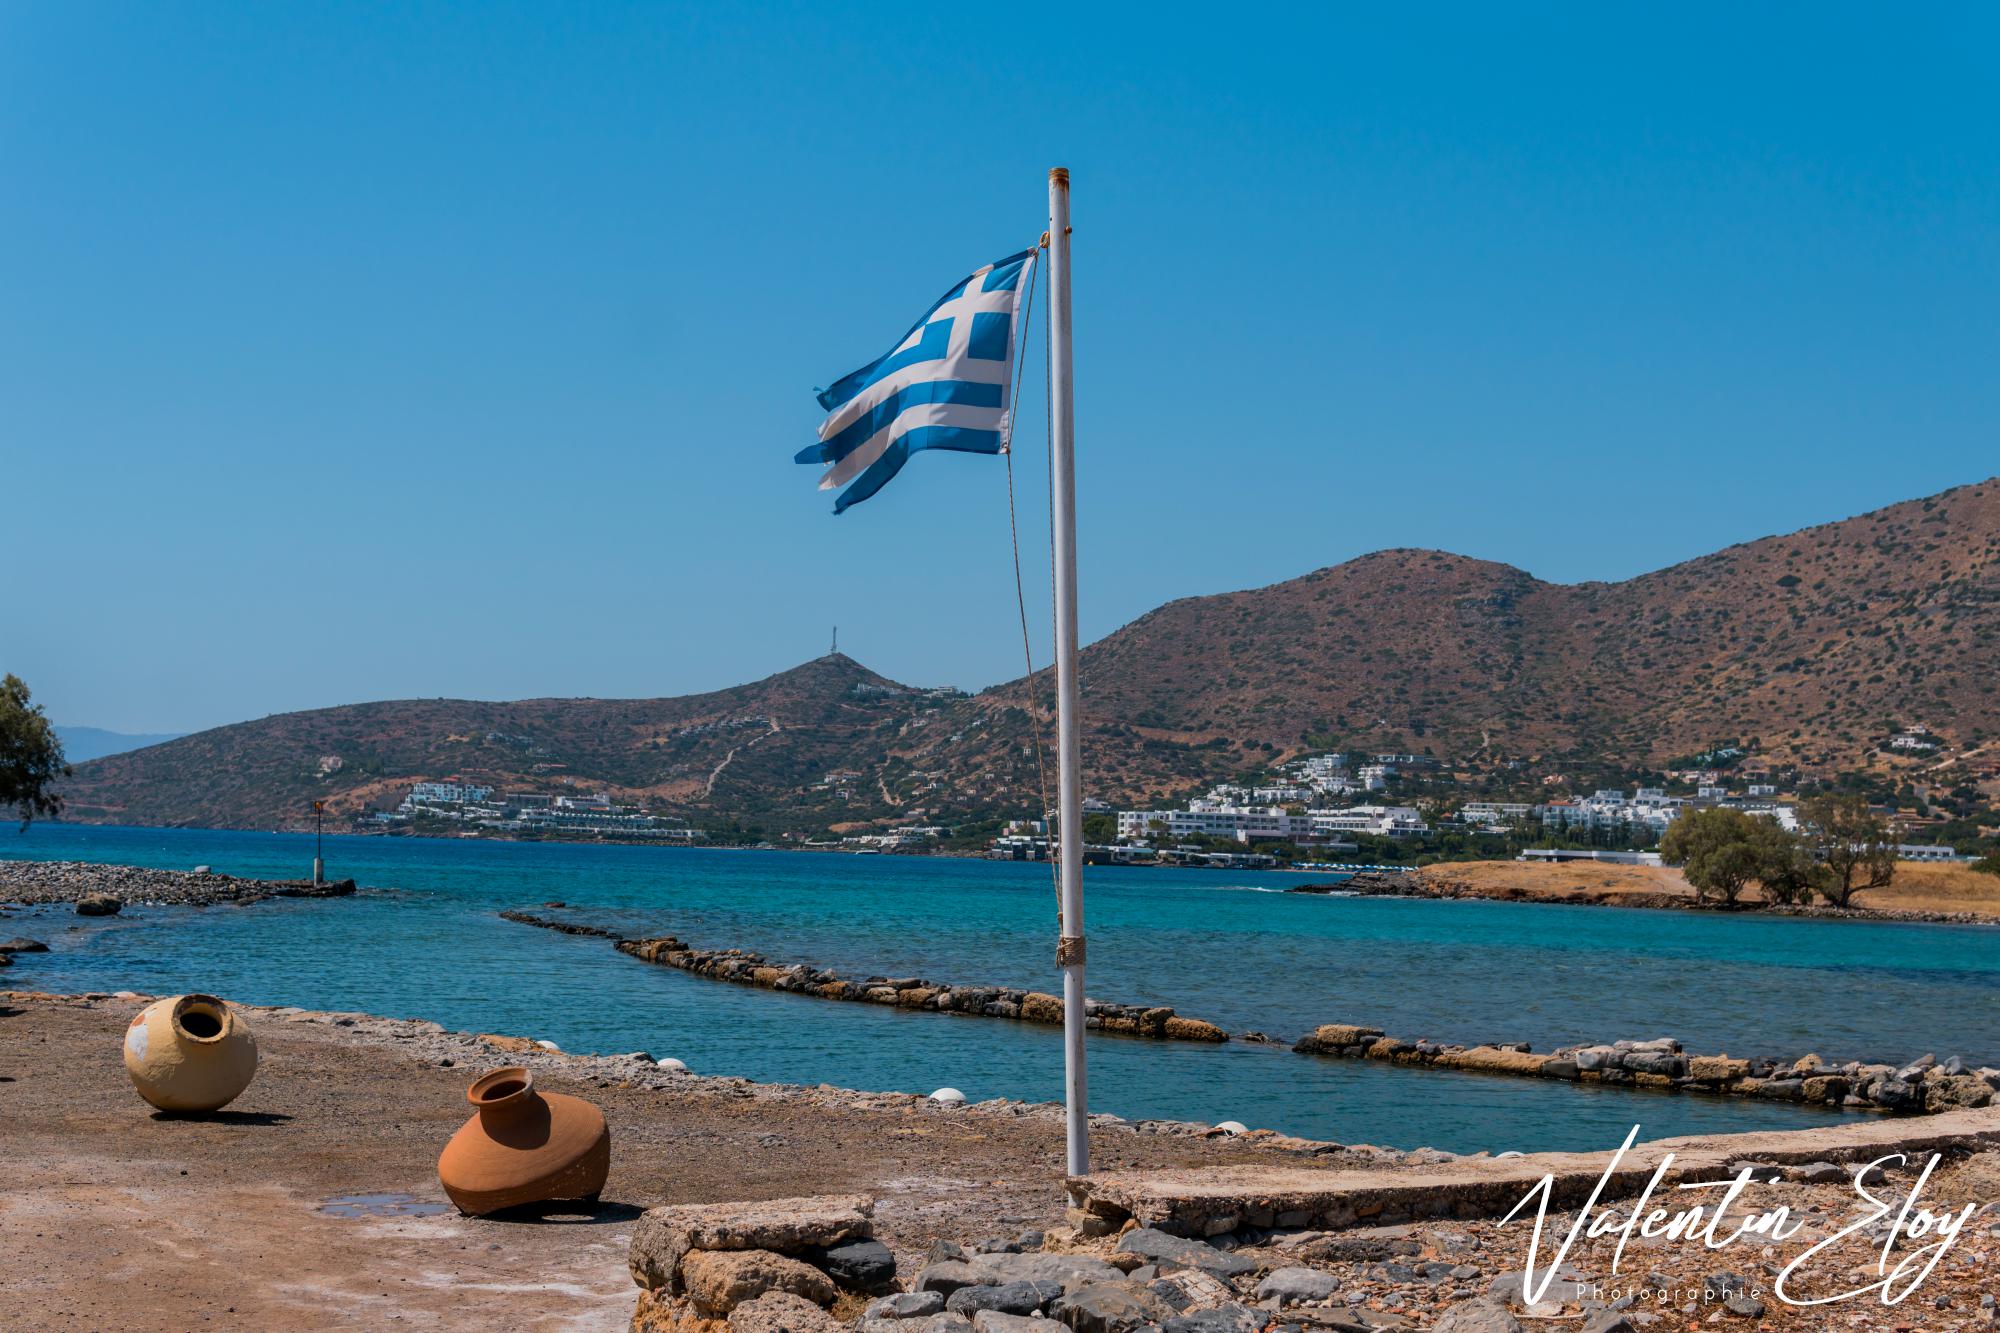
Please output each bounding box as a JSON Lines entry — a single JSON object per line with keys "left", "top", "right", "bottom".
{"left": 57, "top": 478, "right": 2000, "bottom": 831}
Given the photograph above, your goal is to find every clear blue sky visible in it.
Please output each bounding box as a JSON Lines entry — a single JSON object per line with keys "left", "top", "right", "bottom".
{"left": 5, "top": 5, "right": 1996, "bottom": 734}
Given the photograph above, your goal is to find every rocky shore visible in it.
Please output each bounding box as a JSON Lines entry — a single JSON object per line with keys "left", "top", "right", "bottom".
{"left": 500, "top": 909, "right": 1232, "bottom": 1043}
{"left": 1293, "top": 1023, "right": 2000, "bottom": 1117}
{"left": 0, "top": 858, "right": 356, "bottom": 910}
{"left": 1290, "top": 869, "right": 1998, "bottom": 925}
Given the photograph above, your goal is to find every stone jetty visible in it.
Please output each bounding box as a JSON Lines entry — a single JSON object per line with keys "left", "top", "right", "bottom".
{"left": 498, "top": 909, "right": 1229, "bottom": 1042}
{"left": 1293, "top": 1022, "right": 2000, "bottom": 1115}
{"left": 615, "top": 935, "right": 1228, "bottom": 1042}
{"left": 0, "top": 859, "right": 356, "bottom": 909}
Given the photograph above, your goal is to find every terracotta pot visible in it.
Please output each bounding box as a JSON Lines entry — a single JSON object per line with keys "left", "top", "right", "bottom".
{"left": 437, "top": 1067, "right": 610, "bottom": 1215}
{"left": 123, "top": 993, "right": 259, "bottom": 1113}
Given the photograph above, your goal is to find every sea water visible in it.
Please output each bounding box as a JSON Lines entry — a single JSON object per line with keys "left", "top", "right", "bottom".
{"left": 6, "top": 824, "right": 1995, "bottom": 1153}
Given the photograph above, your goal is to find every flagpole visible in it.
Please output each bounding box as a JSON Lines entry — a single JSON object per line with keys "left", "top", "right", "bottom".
{"left": 1047, "top": 166, "right": 1088, "bottom": 1179}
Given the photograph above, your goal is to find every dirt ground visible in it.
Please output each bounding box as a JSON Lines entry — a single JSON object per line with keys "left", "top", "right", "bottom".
{"left": 0, "top": 993, "right": 1284, "bottom": 1333}
{"left": 1415, "top": 859, "right": 2000, "bottom": 918}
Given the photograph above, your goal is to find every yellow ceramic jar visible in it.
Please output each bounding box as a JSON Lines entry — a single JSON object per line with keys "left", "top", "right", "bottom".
{"left": 123, "top": 993, "right": 260, "bottom": 1112}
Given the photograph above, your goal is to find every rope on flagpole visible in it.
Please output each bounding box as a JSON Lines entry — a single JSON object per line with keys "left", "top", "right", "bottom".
{"left": 1001, "top": 237, "right": 1062, "bottom": 920}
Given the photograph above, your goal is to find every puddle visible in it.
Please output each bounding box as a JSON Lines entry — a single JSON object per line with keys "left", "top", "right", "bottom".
{"left": 320, "top": 1192, "right": 454, "bottom": 1219}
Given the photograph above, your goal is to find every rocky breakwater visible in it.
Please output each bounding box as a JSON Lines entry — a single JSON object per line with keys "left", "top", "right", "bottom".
{"left": 1294, "top": 1023, "right": 2000, "bottom": 1116}
{"left": 0, "top": 859, "right": 357, "bottom": 911}
{"left": 612, "top": 932, "right": 1229, "bottom": 1043}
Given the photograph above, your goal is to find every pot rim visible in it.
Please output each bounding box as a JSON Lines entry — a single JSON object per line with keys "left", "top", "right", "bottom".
{"left": 171, "top": 993, "right": 233, "bottom": 1045}
{"left": 467, "top": 1066, "right": 535, "bottom": 1110}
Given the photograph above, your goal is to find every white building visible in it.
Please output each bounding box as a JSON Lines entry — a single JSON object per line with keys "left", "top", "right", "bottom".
{"left": 1357, "top": 764, "right": 1391, "bottom": 791}
{"left": 1309, "top": 805, "right": 1429, "bottom": 838}
{"left": 406, "top": 781, "right": 493, "bottom": 806}
{"left": 1117, "top": 804, "right": 1315, "bottom": 843}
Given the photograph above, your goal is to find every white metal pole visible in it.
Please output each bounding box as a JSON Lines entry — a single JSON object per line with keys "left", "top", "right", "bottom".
{"left": 1047, "top": 166, "right": 1088, "bottom": 1178}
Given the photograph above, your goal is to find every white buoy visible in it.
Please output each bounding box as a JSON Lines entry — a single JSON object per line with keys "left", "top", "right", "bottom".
{"left": 533, "top": 1038, "right": 562, "bottom": 1052}
{"left": 1215, "top": 1120, "right": 1248, "bottom": 1135}
{"left": 929, "top": 1087, "right": 966, "bottom": 1105}
{"left": 656, "top": 1057, "right": 688, "bottom": 1073}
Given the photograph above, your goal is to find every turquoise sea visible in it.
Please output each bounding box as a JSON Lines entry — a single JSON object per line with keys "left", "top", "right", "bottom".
{"left": 6, "top": 824, "right": 1996, "bottom": 1154}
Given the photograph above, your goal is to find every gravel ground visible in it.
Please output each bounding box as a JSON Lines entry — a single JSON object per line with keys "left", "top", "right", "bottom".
{"left": 0, "top": 990, "right": 1350, "bottom": 1332}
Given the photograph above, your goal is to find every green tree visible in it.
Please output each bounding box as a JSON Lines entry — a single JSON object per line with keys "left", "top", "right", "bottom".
{"left": 1, "top": 674, "right": 69, "bottom": 828}
{"left": 1660, "top": 807, "right": 1763, "bottom": 905}
{"left": 1748, "top": 817, "right": 1821, "bottom": 905}
{"left": 1798, "top": 792, "right": 1896, "bottom": 907}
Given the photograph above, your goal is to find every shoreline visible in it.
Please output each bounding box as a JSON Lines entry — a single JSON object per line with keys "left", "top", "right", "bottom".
{"left": 10, "top": 987, "right": 2000, "bottom": 1330}
{"left": 1301, "top": 867, "right": 2000, "bottom": 926}
{"left": 0, "top": 858, "right": 356, "bottom": 909}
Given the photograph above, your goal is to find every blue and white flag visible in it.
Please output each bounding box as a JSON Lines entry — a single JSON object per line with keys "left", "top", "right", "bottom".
{"left": 797, "top": 247, "right": 1036, "bottom": 513}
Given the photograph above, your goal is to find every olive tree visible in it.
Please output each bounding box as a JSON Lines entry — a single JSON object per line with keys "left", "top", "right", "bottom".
{"left": 1660, "top": 807, "right": 1765, "bottom": 905}
{"left": 1, "top": 674, "right": 69, "bottom": 828}
{"left": 1797, "top": 792, "right": 1896, "bottom": 907}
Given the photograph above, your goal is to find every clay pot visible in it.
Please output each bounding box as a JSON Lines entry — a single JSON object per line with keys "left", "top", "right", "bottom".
{"left": 123, "top": 993, "right": 259, "bottom": 1113}
{"left": 437, "top": 1067, "right": 610, "bottom": 1215}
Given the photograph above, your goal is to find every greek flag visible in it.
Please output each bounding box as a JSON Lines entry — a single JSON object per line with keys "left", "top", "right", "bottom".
{"left": 797, "top": 247, "right": 1036, "bottom": 513}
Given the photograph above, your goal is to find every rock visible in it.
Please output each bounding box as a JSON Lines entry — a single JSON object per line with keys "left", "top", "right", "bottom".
{"left": 908, "top": 1319, "right": 976, "bottom": 1333}
{"left": 865, "top": 1292, "right": 947, "bottom": 1320}
{"left": 0, "top": 937, "right": 49, "bottom": 953}
{"left": 815, "top": 1237, "right": 898, "bottom": 1294}
{"left": 1115, "top": 1229, "right": 1256, "bottom": 1278}
{"left": 1723, "top": 1294, "right": 1765, "bottom": 1318}
{"left": 1489, "top": 1271, "right": 1586, "bottom": 1308}
{"left": 971, "top": 1314, "right": 1064, "bottom": 1333}
{"left": 1255, "top": 1268, "right": 1342, "bottom": 1305}
{"left": 1162, "top": 1305, "right": 1262, "bottom": 1333}
{"left": 727, "top": 1290, "right": 846, "bottom": 1333}
{"left": 946, "top": 1281, "right": 1063, "bottom": 1317}
{"left": 1431, "top": 1300, "right": 1523, "bottom": 1333}
{"left": 629, "top": 1194, "right": 874, "bottom": 1294}
{"left": 1294, "top": 1024, "right": 1384, "bottom": 1054}
{"left": 1162, "top": 1017, "right": 1227, "bottom": 1042}
{"left": 1870, "top": 1078, "right": 1921, "bottom": 1109}
{"left": 75, "top": 894, "right": 122, "bottom": 916}
{"left": 1146, "top": 1269, "right": 1233, "bottom": 1312}
{"left": 1784, "top": 1161, "right": 1847, "bottom": 1185}
{"left": 1049, "top": 1281, "right": 1177, "bottom": 1333}
{"left": 1923, "top": 1073, "right": 1994, "bottom": 1113}
{"left": 1572, "top": 1046, "right": 1616, "bottom": 1073}
{"left": 682, "top": 1248, "right": 838, "bottom": 1315}
{"left": 918, "top": 1261, "right": 995, "bottom": 1297}
{"left": 1581, "top": 1315, "right": 1637, "bottom": 1333}
{"left": 1688, "top": 1055, "right": 1749, "bottom": 1082}
{"left": 969, "top": 1254, "right": 1126, "bottom": 1289}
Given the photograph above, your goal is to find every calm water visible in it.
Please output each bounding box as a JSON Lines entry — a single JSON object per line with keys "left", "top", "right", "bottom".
{"left": 6, "top": 824, "right": 1996, "bottom": 1154}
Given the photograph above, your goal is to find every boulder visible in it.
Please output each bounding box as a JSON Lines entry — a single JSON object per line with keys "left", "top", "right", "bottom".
{"left": 946, "top": 1282, "right": 1063, "bottom": 1317}
{"left": 1439, "top": 1046, "right": 1547, "bottom": 1077}
{"left": 1114, "top": 1228, "right": 1256, "bottom": 1278}
{"left": 971, "top": 1314, "right": 1065, "bottom": 1333}
{"left": 815, "top": 1238, "right": 898, "bottom": 1294}
{"left": 629, "top": 1195, "right": 874, "bottom": 1294}
{"left": 1162, "top": 1305, "right": 1262, "bottom": 1333}
{"left": 1572, "top": 1046, "right": 1616, "bottom": 1073}
{"left": 1145, "top": 1269, "right": 1233, "bottom": 1312}
{"left": 1020, "top": 993, "right": 1065, "bottom": 1024}
{"left": 1255, "top": 1267, "right": 1342, "bottom": 1304}
{"left": 682, "top": 1249, "right": 838, "bottom": 1315}
{"left": 966, "top": 1254, "right": 1126, "bottom": 1289}
{"left": 75, "top": 894, "right": 122, "bottom": 916}
{"left": 1162, "top": 1017, "right": 1227, "bottom": 1043}
{"left": 1618, "top": 1050, "right": 1687, "bottom": 1078}
{"left": 727, "top": 1291, "right": 846, "bottom": 1333}
{"left": 864, "top": 1292, "right": 946, "bottom": 1320}
{"left": 1433, "top": 1300, "right": 1523, "bottom": 1333}
{"left": 917, "top": 1260, "right": 995, "bottom": 1296}
{"left": 1293, "top": 1024, "right": 1384, "bottom": 1054}
{"left": 1688, "top": 1055, "right": 1749, "bottom": 1082}
{"left": 1923, "top": 1073, "right": 1994, "bottom": 1113}
{"left": 1581, "top": 1314, "right": 1638, "bottom": 1333}
{"left": 0, "top": 937, "right": 48, "bottom": 953}
{"left": 1048, "top": 1281, "right": 1177, "bottom": 1333}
